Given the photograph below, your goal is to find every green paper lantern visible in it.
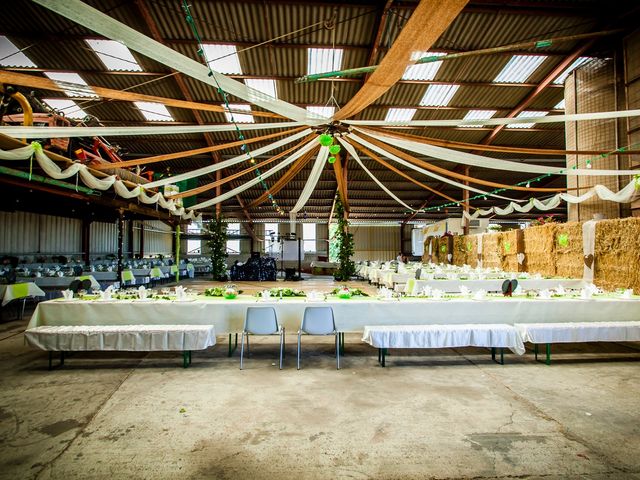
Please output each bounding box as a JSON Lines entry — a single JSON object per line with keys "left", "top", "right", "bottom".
{"left": 329, "top": 144, "right": 341, "bottom": 155}
{"left": 558, "top": 233, "right": 569, "bottom": 248}
{"left": 328, "top": 156, "right": 336, "bottom": 164}
{"left": 318, "top": 134, "right": 333, "bottom": 147}
{"left": 504, "top": 241, "right": 511, "bottom": 253}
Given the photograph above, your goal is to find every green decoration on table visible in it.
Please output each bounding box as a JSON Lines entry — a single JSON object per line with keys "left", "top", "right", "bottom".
{"left": 204, "top": 213, "right": 229, "bottom": 281}
{"left": 318, "top": 133, "right": 333, "bottom": 147}
{"left": 329, "top": 287, "right": 369, "bottom": 297}
{"left": 255, "top": 288, "right": 306, "bottom": 298}
{"left": 329, "top": 144, "right": 341, "bottom": 155}
{"left": 557, "top": 233, "right": 569, "bottom": 248}
{"left": 504, "top": 241, "right": 511, "bottom": 253}
{"left": 328, "top": 156, "right": 336, "bottom": 164}
{"left": 204, "top": 286, "right": 244, "bottom": 297}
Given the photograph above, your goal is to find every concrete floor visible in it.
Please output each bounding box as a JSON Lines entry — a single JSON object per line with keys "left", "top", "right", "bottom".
{"left": 1, "top": 278, "right": 640, "bottom": 479}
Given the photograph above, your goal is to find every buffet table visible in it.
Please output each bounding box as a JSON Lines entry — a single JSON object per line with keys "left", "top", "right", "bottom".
{"left": 28, "top": 295, "right": 640, "bottom": 335}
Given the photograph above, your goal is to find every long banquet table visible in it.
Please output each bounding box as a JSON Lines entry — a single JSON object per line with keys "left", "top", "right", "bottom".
{"left": 28, "top": 295, "right": 640, "bottom": 335}
{"left": 412, "top": 278, "right": 587, "bottom": 293}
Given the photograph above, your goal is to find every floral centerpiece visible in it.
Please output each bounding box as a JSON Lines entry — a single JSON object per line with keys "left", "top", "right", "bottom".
{"left": 336, "top": 286, "right": 352, "bottom": 299}
{"left": 224, "top": 286, "right": 238, "bottom": 299}
{"left": 329, "top": 286, "right": 369, "bottom": 297}
{"left": 204, "top": 285, "right": 243, "bottom": 297}
{"left": 256, "top": 287, "right": 306, "bottom": 298}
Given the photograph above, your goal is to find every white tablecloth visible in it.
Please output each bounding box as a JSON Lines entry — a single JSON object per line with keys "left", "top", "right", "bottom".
{"left": 27, "top": 296, "right": 640, "bottom": 334}
{"left": 24, "top": 324, "right": 216, "bottom": 351}
{"left": 413, "top": 278, "right": 586, "bottom": 293}
{"left": 1, "top": 282, "right": 46, "bottom": 306}
{"left": 514, "top": 321, "right": 640, "bottom": 344}
{"left": 362, "top": 324, "right": 525, "bottom": 355}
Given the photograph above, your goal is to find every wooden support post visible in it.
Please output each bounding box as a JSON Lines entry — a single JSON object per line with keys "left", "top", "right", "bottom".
{"left": 81, "top": 218, "right": 91, "bottom": 267}
{"left": 116, "top": 209, "right": 124, "bottom": 282}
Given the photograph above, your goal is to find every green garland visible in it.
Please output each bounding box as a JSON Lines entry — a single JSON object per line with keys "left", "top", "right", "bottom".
{"left": 256, "top": 288, "right": 306, "bottom": 298}
{"left": 329, "top": 287, "right": 369, "bottom": 297}
{"left": 205, "top": 214, "right": 228, "bottom": 281}
{"left": 332, "top": 198, "right": 356, "bottom": 281}
{"left": 204, "top": 287, "right": 244, "bottom": 297}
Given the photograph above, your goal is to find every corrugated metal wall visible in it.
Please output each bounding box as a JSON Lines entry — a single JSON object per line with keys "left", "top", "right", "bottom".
{"left": 90, "top": 221, "right": 117, "bottom": 256}
{"left": 351, "top": 225, "right": 400, "bottom": 262}
{"left": 0, "top": 211, "right": 81, "bottom": 255}
{"left": 141, "top": 221, "right": 173, "bottom": 256}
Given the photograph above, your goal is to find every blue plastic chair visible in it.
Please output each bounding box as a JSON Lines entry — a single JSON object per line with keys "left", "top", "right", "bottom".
{"left": 297, "top": 306, "right": 340, "bottom": 370}
{"left": 240, "top": 307, "right": 284, "bottom": 370}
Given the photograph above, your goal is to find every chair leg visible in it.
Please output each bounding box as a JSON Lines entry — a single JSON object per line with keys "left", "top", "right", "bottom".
{"left": 246, "top": 333, "right": 250, "bottom": 356}
{"left": 335, "top": 332, "right": 340, "bottom": 370}
{"left": 240, "top": 331, "right": 246, "bottom": 370}
{"left": 297, "top": 332, "right": 302, "bottom": 370}
{"left": 279, "top": 330, "right": 284, "bottom": 370}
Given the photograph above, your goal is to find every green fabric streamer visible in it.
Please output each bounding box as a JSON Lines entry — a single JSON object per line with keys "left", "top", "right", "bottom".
{"left": 11, "top": 283, "right": 29, "bottom": 298}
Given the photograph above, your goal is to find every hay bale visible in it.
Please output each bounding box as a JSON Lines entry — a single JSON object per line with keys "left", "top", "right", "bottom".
{"left": 465, "top": 235, "right": 479, "bottom": 267}
{"left": 482, "top": 232, "right": 502, "bottom": 269}
{"left": 523, "top": 223, "right": 557, "bottom": 276}
{"left": 452, "top": 235, "right": 466, "bottom": 266}
{"left": 555, "top": 221, "right": 583, "bottom": 279}
{"left": 500, "top": 229, "right": 519, "bottom": 272}
{"left": 594, "top": 217, "right": 640, "bottom": 292}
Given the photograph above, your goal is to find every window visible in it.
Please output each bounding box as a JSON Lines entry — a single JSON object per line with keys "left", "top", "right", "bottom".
{"left": 222, "top": 103, "right": 254, "bottom": 123}
{"left": 402, "top": 51, "right": 445, "bottom": 80}
{"left": 44, "top": 72, "right": 97, "bottom": 98}
{"left": 226, "top": 223, "right": 241, "bottom": 254}
{"left": 507, "top": 110, "right": 548, "bottom": 129}
{"left": 307, "top": 48, "right": 343, "bottom": 75}
{"left": 0, "top": 36, "right": 36, "bottom": 67}
{"left": 264, "top": 223, "right": 278, "bottom": 254}
{"left": 42, "top": 99, "right": 88, "bottom": 119}
{"left": 493, "top": 55, "right": 547, "bottom": 83}
{"left": 420, "top": 84, "right": 459, "bottom": 106}
{"left": 553, "top": 57, "right": 591, "bottom": 85}
{"left": 85, "top": 39, "right": 143, "bottom": 71}
{"left": 384, "top": 108, "right": 416, "bottom": 123}
{"left": 245, "top": 78, "right": 277, "bottom": 99}
{"left": 459, "top": 110, "right": 496, "bottom": 128}
{"left": 202, "top": 44, "right": 243, "bottom": 74}
{"left": 187, "top": 223, "right": 201, "bottom": 255}
{"left": 554, "top": 99, "right": 565, "bottom": 110}
{"left": 134, "top": 101, "right": 174, "bottom": 121}
{"left": 303, "top": 223, "right": 316, "bottom": 252}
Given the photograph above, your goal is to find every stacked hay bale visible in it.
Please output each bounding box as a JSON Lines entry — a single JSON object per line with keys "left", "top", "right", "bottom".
{"left": 452, "top": 235, "right": 466, "bottom": 266}
{"left": 594, "top": 217, "right": 640, "bottom": 292}
{"left": 482, "top": 232, "right": 502, "bottom": 269}
{"left": 500, "top": 229, "right": 520, "bottom": 272}
{"left": 555, "top": 221, "right": 584, "bottom": 279}
{"left": 523, "top": 223, "right": 557, "bottom": 276}
{"left": 466, "top": 234, "right": 479, "bottom": 267}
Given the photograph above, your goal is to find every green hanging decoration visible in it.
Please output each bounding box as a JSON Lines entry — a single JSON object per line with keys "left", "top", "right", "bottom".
{"left": 205, "top": 214, "right": 229, "bottom": 281}
{"left": 557, "top": 233, "right": 569, "bottom": 248}
{"left": 328, "top": 156, "right": 336, "bottom": 164}
{"left": 318, "top": 134, "right": 334, "bottom": 147}
{"left": 329, "top": 144, "right": 341, "bottom": 155}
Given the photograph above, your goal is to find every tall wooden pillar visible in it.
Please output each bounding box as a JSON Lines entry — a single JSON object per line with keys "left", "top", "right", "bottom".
{"left": 117, "top": 209, "right": 125, "bottom": 282}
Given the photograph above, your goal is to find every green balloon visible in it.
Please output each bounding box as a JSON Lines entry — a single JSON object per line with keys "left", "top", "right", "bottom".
{"left": 328, "top": 156, "right": 336, "bottom": 164}
{"left": 329, "top": 144, "right": 341, "bottom": 155}
{"left": 318, "top": 134, "right": 333, "bottom": 147}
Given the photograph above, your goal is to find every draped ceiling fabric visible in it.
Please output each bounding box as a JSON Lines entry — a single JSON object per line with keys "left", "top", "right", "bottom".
{"left": 332, "top": 0, "right": 469, "bottom": 120}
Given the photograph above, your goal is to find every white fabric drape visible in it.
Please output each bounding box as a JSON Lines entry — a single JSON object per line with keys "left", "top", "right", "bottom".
{"left": 339, "top": 137, "right": 416, "bottom": 211}
{"left": 0, "top": 143, "right": 201, "bottom": 221}
{"left": 348, "top": 133, "right": 518, "bottom": 202}
{"left": 290, "top": 145, "right": 329, "bottom": 215}
{"left": 33, "top": 0, "right": 326, "bottom": 126}
{"left": 1, "top": 122, "right": 305, "bottom": 139}
{"left": 462, "top": 180, "right": 639, "bottom": 220}
{"left": 143, "top": 129, "right": 312, "bottom": 189}
{"left": 359, "top": 127, "right": 639, "bottom": 177}
{"left": 347, "top": 109, "right": 640, "bottom": 127}
{"left": 191, "top": 140, "right": 318, "bottom": 210}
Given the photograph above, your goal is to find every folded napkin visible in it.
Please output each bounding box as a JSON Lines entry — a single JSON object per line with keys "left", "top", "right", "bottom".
{"left": 61, "top": 289, "right": 74, "bottom": 300}
{"left": 459, "top": 286, "right": 470, "bottom": 296}
{"left": 473, "top": 289, "right": 487, "bottom": 300}
{"left": 622, "top": 289, "right": 633, "bottom": 299}
{"left": 538, "top": 289, "right": 552, "bottom": 300}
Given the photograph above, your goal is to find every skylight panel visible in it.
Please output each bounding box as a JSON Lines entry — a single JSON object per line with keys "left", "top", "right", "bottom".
{"left": 307, "top": 48, "right": 343, "bottom": 75}
{"left": 493, "top": 55, "right": 547, "bottom": 83}
{"left": 85, "top": 39, "right": 143, "bottom": 72}
{"left": 44, "top": 72, "right": 97, "bottom": 98}
{"left": 306, "top": 106, "right": 335, "bottom": 118}
{"left": 244, "top": 79, "right": 277, "bottom": 99}
{"left": 554, "top": 99, "right": 565, "bottom": 110}
{"left": 507, "top": 110, "right": 548, "bottom": 129}
{"left": 223, "top": 103, "right": 254, "bottom": 123}
{"left": 459, "top": 110, "right": 496, "bottom": 127}
{"left": 402, "top": 51, "right": 446, "bottom": 81}
{"left": 202, "top": 44, "right": 242, "bottom": 74}
{"left": 553, "top": 57, "right": 591, "bottom": 85}
{"left": 134, "top": 101, "right": 174, "bottom": 121}
{"left": 384, "top": 108, "right": 416, "bottom": 123}
{"left": 0, "top": 36, "right": 36, "bottom": 67}
{"left": 42, "top": 99, "right": 87, "bottom": 119}
{"left": 419, "top": 84, "right": 459, "bottom": 106}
